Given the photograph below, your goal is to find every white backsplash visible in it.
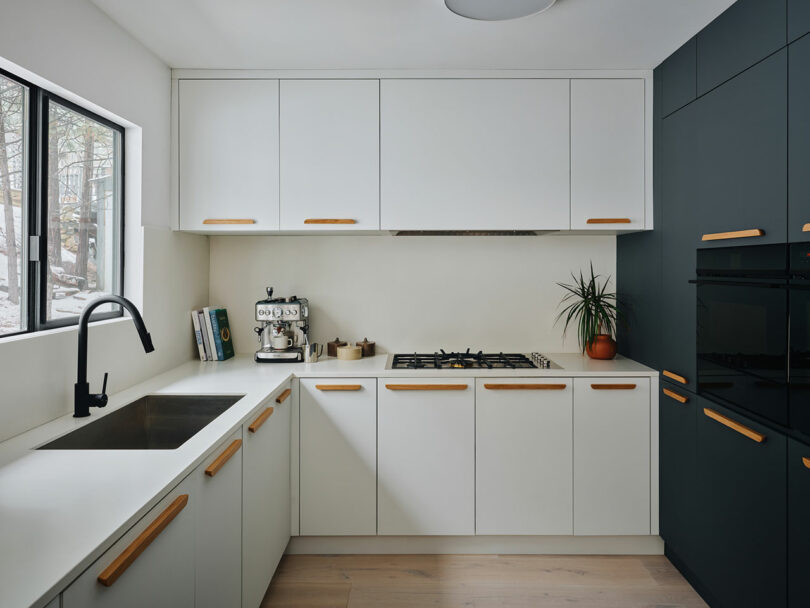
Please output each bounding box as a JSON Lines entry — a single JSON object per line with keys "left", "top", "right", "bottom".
{"left": 209, "top": 234, "right": 616, "bottom": 355}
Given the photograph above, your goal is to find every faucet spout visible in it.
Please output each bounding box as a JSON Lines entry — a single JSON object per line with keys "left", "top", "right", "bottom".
{"left": 75, "top": 295, "right": 154, "bottom": 417}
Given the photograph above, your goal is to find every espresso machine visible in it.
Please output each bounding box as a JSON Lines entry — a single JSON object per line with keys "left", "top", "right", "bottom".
{"left": 254, "top": 287, "right": 309, "bottom": 362}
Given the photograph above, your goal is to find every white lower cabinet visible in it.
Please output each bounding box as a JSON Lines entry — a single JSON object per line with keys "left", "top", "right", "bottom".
{"left": 242, "top": 384, "right": 292, "bottom": 608}
{"left": 475, "top": 378, "right": 574, "bottom": 535}
{"left": 573, "top": 378, "right": 651, "bottom": 535}
{"left": 300, "top": 378, "right": 377, "bottom": 535}
{"left": 193, "top": 429, "right": 243, "bottom": 608}
{"left": 377, "top": 378, "right": 475, "bottom": 535}
{"left": 62, "top": 479, "right": 195, "bottom": 608}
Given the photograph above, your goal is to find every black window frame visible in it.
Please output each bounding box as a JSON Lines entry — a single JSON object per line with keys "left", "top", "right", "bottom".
{"left": 0, "top": 66, "right": 125, "bottom": 338}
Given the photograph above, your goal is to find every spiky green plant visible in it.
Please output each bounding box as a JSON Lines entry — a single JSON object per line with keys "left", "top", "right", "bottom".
{"left": 556, "top": 263, "right": 618, "bottom": 353}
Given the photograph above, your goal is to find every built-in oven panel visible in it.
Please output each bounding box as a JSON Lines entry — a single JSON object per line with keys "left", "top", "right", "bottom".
{"left": 790, "top": 243, "right": 810, "bottom": 436}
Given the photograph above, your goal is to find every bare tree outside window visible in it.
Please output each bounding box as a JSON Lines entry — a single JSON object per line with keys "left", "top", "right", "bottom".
{"left": 0, "top": 75, "right": 26, "bottom": 336}
{"left": 46, "top": 102, "right": 121, "bottom": 321}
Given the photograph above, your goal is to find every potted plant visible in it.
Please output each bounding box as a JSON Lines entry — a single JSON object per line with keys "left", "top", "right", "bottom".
{"left": 556, "top": 263, "right": 619, "bottom": 360}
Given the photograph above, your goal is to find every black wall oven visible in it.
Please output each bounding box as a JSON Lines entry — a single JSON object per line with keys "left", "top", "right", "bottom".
{"left": 695, "top": 244, "right": 789, "bottom": 427}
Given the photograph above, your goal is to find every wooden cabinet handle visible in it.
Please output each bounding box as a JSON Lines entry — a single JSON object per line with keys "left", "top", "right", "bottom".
{"left": 701, "top": 229, "right": 764, "bottom": 241}
{"left": 663, "top": 370, "right": 688, "bottom": 385}
{"left": 275, "top": 388, "right": 292, "bottom": 403}
{"left": 703, "top": 408, "right": 766, "bottom": 443}
{"left": 483, "top": 383, "right": 567, "bottom": 390}
{"left": 385, "top": 384, "right": 468, "bottom": 391}
{"left": 202, "top": 219, "right": 255, "bottom": 225}
{"left": 803, "top": 456, "right": 810, "bottom": 469}
{"left": 248, "top": 407, "right": 274, "bottom": 433}
{"left": 98, "top": 494, "right": 189, "bottom": 587}
{"left": 802, "top": 223, "right": 810, "bottom": 233}
{"left": 590, "top": 383, "right": 637, "bottom": 390}
{"left": 586, "top": 218, "right": 631, "bottom": 224}
{"left": 316, "top": 384, "right": 362, "bottom": 391}
{"left": 205, "top": 439, "right": 242, "bottom": 477}
{"left": 663, "top": 388, "right": 689, "bottom": 404}
{"left": 304, "top": 219, "right": 357, "bottom": 225}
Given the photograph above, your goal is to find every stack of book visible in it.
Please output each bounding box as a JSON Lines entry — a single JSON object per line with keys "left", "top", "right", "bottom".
{"left": 191, "top": 306, "right": 235, "bottom": 361}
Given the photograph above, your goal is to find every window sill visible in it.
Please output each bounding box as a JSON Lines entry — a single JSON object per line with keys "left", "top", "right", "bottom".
{"left": 0, "top": 316, "right": 132, "bottom": 346}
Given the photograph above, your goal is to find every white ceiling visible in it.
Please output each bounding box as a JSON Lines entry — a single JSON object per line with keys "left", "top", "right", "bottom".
{"left": 88, "top": 0, "right": 736, "bottom": 70}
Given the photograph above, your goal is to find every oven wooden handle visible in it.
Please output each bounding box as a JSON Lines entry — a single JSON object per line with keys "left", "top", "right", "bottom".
{"left": 663, "top": 388, "right": 689, "bottom": 404}
{"left": 663, "top": 370, "right": 688, "bottom": 384}
{"left": 803, "top": 456, "right": 810, "bottom": 469}
{"left": 483, "top": 383, "right": 567, "bottom": 390}
{"left": 275, "top": 388, "right": 292, "bottom": 403}
{"left": 248, "top": 407, "right": 274, "bottom": 433}
{"left": 703, "top": 408, "right": 766, "bottom": 443}
{"left": 701, "top": 229, "right": 764, "bottom": 241}
{"left": 590, "top": 383, "right": 637, "bottom": 390}
{"left": 205, "top": 439, "right": 242, "bottom": 477}
{"left": 97, "top": 494, "right": 189, "bottom": 587}
{"left": 304, "top": 219, "right": 357, "bottom": 225}
{"left": 586, "top": 218, "right": 632, "bottom": 225}
{"left": 202, "top": 219, "right": 255, "bottom": 225}
{"left": 385, "top": 384, "right": 468, "bottom": 391}
{"left": 316, "top": 384, "right": 362, "bottom": 391}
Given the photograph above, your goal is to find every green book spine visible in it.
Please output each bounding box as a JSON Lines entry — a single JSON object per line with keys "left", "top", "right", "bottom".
{"left": 215, "top": 309, "right": 235, "bottom": 360}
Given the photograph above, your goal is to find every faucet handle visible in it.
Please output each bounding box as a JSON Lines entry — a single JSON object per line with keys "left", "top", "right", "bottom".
{"left": 101, "top": 372, "right": 108, "bottom": 397}
{"left": 90, "top": 372, "right": 109, "bottom": 409}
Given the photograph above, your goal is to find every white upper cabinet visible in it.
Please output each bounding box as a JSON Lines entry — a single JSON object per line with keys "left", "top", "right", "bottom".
{"left": 280, "top": 80, "right": 380, "bottom": 230}
{"left": 178, "top": 79, "right": 280, "bottom": 231}
{"left": 570, "top": 79, "right": 646, "bottom": 230}
{"left": 380, "top": 79, "right": 571, "bottom": 230}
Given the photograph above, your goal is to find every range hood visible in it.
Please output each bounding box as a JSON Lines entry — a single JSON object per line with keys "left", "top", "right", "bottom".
{"left": 392, "top": 230, "right": 548, "bottom": 236}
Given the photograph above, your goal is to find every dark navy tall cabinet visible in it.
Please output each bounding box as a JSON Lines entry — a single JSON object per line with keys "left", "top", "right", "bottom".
{"left": 617, "top": 1, "right": 810, "bottom": 606}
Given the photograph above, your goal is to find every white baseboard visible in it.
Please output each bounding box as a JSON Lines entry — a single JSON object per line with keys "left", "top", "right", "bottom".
{"left": 287, "top": 535, "right": 665, "bottom": 555}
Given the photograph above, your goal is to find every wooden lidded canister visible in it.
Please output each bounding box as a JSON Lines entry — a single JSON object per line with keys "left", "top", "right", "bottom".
{"left": 327, "top": 338, "right": 347, "bottom": 358}
{"left": 356, "top": 338, "right": 376, "bottom": 357}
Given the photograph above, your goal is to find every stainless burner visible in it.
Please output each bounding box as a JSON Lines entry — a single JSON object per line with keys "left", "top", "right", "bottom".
{"left": 388, "top": 350, "right": 558, "bottom": 370}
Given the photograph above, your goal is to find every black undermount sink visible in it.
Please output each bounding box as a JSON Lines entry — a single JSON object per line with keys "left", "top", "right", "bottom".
{"left": 38, "top": 394, "right": 245, "bottom": 450}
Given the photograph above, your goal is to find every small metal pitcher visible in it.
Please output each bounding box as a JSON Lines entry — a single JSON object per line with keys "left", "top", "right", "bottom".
{"left": 304, "top": 343, "right": 323, "bottom": 363}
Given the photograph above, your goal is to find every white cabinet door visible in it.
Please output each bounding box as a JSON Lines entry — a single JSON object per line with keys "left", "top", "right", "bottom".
{"left": 570, "top": 79, "right": 646, "bottom": 230}
{"left": 280, "top": 80, "right": 380, "bottom": 230}
{"left": 179, "top": 79, "right": 280, "bottom": 231}
{"left": 377, "top": 378, "right": 475, "bottom": 535}
{"left": 62, "top": 479, "right": 194, "bottom": 608}
{"left": 242, "top": 384, "right": 291, "bottom": 608}
{"left": 573, "top": 378, "right": 651, "bottom": 535}
{"left": 300, "top": 378, "right": 377, "bottom": 535}
{"left": 380, "top": 79, "right": 570, "bottom": 230}
{"left": 193, "top": 429, "right": 243, "bottom": 608}
{"left": 475, "top": 378, "right": 573, "bottom": 535}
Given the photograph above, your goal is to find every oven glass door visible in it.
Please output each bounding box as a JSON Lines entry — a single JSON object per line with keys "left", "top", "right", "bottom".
{"left": 789, "top": 243, "right": 810, "bottom": 436}
{"left": 697, "top": 279, "right": 788, "bottom": 426}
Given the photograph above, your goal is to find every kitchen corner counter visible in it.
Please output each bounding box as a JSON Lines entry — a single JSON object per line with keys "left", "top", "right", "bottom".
{"left": 0, "top": 352, "right": 656, "bottom": 608}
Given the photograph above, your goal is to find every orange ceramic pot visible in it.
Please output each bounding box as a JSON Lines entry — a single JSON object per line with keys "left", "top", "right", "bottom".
{"left": 586, "top": 334, "right": 617, "bottom": 360}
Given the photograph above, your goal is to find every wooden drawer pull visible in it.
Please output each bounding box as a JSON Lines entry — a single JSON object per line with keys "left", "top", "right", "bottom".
{"left": 304, "top": 219, "right": 357, "bottom": 225}
{"left": 98, "top": 494, "right": 189, "bottom": 587}
{"left": 703, "top": 408, "right": 765, "bottom": 443}
{"left": 385, "top": 384, "right": 468, "bottom": 391}
{"left": 205, "top": 439, "right": 242, "bottom": 477}
{"left": 663, "top": 388, "right": 689, "bottom": 404}
{"left": 663, "top": 370, "right": 688, "bottom": 385}
{"left": 248, "top": 407, "right": 274, "bottom": 433}
{"left": 590, "top": 383, "right": 637, "bottom": 390}
{"left": 586, "top": 218, "right": 631, "bottom": 224}
{"left": 484, "top": 383, "right": 567, "bottom": 390}
{"left": 275, "top": 388, "right": 292, "bottom": 403}
{"left": 202, "top": 219, "right": 255, "bottom": 225}
{"left": 316, "top": 384, "right": 362, "bottom": 391}
{"left": 803, "top": 223, "right": 810, "bottom": 233}
{"left": 701, "top": 228, "right": 764, "bottom": 241}
{"left": 803, "top": 456, "right": 810, "bottom": 469}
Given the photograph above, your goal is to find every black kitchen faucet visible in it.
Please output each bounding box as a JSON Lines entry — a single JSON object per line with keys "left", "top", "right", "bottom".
{"left": 74, "top": 295, "right": 154, "bottom": 418}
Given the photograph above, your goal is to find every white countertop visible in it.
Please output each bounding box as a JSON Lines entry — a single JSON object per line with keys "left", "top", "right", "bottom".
{"left": 0, "top": 352, "right": 655, "bottom": 608}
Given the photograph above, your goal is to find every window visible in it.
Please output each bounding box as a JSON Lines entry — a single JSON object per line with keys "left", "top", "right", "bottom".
{"left": 0, "top": 68, "right": 124, "bottom": 338}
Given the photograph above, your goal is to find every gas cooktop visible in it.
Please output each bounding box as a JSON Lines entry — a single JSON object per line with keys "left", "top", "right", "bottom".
{"left": 389, "top": 350, "right": 557, "bottom": 370}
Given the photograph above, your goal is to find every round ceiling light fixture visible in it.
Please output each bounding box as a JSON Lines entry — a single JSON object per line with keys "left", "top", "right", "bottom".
{"left": 445, "top": 0, "right": 557, "bottom": 21}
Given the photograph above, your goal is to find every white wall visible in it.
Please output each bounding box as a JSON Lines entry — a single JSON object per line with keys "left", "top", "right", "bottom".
{"left": 0, "top": 0, "right": 208, "bottom": 442}
{"left": 209, "top": 234, "right": 616, "bottom": 355}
